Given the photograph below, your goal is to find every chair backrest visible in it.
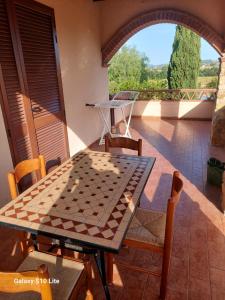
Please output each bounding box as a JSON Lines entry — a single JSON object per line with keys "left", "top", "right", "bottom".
{"left": 164, "top": 171, "right": 183, "bottom": 254}
{"left": 46, "top": 157, "right": 61, "bottom": 174}
{"left": 8, "top": 155, "right": 46, "bottom": 200}
{"left": 170, "top": 170, "right": 183, "bottom": 200}
{"left": 105, "top": 134, "right": 142, "bottom": 156}
{"left": 113, "top": 90, "right": 139, "bottom": 101}
{"left": 160, "top": 172, "right": 183, "bottom": 298}
{"left": 0, "top": 264, "right": 52, "bottom": 300}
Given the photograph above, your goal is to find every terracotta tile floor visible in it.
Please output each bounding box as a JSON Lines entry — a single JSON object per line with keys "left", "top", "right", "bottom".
{"left": 89, "top": 118, "right": 225, "bottom": 299}
{"left": 0, "top": 118, "right": 224, "bottom": 299}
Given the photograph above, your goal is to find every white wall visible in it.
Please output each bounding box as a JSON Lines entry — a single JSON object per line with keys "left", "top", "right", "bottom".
{"left": 0, "top": 0, "right": 108, "bottom": 204}
{"left": 133, "top": 100, "right": 215, "bottom": 119}
{"left": 0, "top": 109, "right": 13, "bottom": 204}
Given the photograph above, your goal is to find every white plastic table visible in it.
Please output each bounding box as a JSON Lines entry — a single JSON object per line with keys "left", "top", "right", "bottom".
{"left": 87, "top": 99, "right": 136, "bottom": 145}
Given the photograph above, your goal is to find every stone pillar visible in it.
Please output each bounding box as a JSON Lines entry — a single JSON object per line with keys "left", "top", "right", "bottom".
{"left": 211, "top": 56, "right": 225, "bottom": 146}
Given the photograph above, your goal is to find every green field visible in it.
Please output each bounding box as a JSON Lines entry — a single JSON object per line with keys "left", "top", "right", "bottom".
{"left": 145, "top": 77, "right": 218, "bottom": 89}
{"left": 197, "top": 76, "right": 218, "bottom": 88}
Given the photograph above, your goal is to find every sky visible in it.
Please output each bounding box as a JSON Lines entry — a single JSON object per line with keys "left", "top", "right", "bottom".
{"left": 125, "top": 23, "right": 219, "bottom": 65}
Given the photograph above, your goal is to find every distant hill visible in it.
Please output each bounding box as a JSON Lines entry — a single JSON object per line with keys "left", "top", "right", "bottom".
{"left": 151, "top": 60, "right": 218, "bottom": 69}
{"left": 148, "top": 59, "right": 219, "bottom": 84}
{"left": 201, "top": 59, "right": 219, "bottom": 65}
{"left": 150, "top": 64, "right": 167, "bottom": 69}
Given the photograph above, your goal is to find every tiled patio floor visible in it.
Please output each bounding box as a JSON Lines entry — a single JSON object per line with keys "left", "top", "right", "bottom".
{"left": 90, "top": 118, "right": 225, "bottom": 300}
{"left": 0, "top": 118, "right": 224, "bottom": 299}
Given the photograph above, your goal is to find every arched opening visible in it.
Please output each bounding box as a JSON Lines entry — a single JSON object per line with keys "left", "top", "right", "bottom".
{"left": 108, "top": 22, "right": 219, "bottom": 116}
{"left": 102, "top": 9, "right": 224, "bottom": 67}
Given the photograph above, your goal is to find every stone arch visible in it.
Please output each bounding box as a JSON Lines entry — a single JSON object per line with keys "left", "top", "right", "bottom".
{"left": 102, "top": 9, "right": 225, "bottom": 66}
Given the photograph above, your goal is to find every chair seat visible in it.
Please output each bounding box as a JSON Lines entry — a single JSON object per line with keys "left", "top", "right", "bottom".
{"left": 126, "top": 208, "right": 166, "bottom": 247}
{"left": 0, "top": 251, "right": 84, "bottom": 300}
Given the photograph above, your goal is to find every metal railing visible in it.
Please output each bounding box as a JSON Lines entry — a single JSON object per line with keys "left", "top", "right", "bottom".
{"left": 137, "top": 88, "right": 217, "bottom": 101}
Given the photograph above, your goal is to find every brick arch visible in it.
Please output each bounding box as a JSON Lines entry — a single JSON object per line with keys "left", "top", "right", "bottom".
{"left": 102, "top": 9, "right": 225, "bottom": 66}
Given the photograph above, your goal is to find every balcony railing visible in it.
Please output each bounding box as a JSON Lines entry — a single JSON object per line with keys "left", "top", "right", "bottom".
{"left": 138, "top": 88, "right": 217, "bottom": 101}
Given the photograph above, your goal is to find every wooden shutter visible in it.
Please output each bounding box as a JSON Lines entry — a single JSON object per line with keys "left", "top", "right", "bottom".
{"left": 11, "top": 0, "right": 69, "bottom": 165}
{"left": 0, "top": 0, "right": 38, "bottom": 164}
{"left": 0, "top": 0, "right": 68, "bottom": 170}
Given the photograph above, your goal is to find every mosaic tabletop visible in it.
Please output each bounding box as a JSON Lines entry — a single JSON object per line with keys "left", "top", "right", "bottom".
{"left": 0, "top": 151, "right": 155, "bottom": 252}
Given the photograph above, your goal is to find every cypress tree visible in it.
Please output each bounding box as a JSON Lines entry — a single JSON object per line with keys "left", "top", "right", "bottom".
{"left": 167, "top": 25, "right": 201, "bottom": 89}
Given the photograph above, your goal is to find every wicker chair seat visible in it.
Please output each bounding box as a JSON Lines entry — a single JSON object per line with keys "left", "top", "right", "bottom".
{"left": 126, "top": 208, "right": 166, "bottom": 247}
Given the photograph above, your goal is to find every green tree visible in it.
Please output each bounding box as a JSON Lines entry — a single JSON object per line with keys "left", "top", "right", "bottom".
{"left": 167, "top": 25, "right": 201, "bottom": 88}
{"left": 199, "top": 66, "right": 219, "bottom": 77}
{"left": 149, "top": 65, "right": 168, "bottom": 80}
{"left": 108, "top": 46, "right": 150, "bottom": 93}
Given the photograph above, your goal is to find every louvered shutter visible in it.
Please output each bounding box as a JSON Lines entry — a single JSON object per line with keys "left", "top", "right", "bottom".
{"left": 0, "top": 0, "right": 37, "bottom": 163}
{"left": 12, "top": 0, "right": 69, "bottom": 165}
{"left": 0, "top": 0, "right": 68, "bottom": 170}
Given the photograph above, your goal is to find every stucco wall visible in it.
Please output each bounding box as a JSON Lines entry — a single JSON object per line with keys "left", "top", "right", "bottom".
{"left": 0, "top": 0, "right": 108, "bottom": 203}
{"left": 133, "top": 100, "right": 215, "bottom": 119}
{"left": 99, "top": 0, "right": 225, "bottom": 46}
{"left": 0, "top": 109, "right": 13, "bottom": 205}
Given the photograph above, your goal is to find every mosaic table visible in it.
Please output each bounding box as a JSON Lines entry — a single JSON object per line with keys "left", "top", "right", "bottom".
{"left": 0, "top": 150, "right": 155, "bottom": 299}
{"left": 0, "top": 150, "right": 155, "bottom": 252}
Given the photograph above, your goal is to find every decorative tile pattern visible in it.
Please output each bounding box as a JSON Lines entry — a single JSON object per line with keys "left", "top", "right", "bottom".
{"left": 0, "top": 150, "right": 155, "bottom": 251}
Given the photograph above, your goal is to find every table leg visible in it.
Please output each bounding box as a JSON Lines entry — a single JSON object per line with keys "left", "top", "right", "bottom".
{"left": 94, "top": 250, "right": 111, "bottom": 300}
{"left": 110, "top": 107, "right": 115, "bottom": 128}
{"left": 124, "top": 101, "right": 135, "bottom": 138}
{"left": 31, "top": 233, "right": 38, "bottom": 250}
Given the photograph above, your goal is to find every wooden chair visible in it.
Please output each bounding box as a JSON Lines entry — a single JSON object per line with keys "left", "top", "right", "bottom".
{"left": 0, "top": 263, "right": 52, "bottom": 300}
{"left": 7, "top": 155, "right": 50, "bottom": 251}
{"left": 0, "top": 246, "right": 93, "bottom": 300}
{"left": 7, "top": 155, "right": 46, "bottom": 200}
{"left": 105, "top": 133, "right": 142, "bottom": 156}
{"left": 6, "top": 156, "right": 86, "bottom": 257}
{"left": 107, "top": 171, "right": 183, "bottom": 300}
